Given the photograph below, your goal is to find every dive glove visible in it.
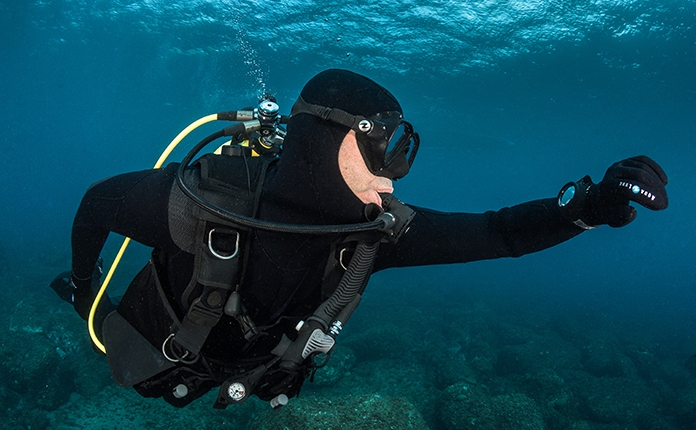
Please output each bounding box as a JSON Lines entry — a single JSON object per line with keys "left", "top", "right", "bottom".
{"left": 558, "top": 155, "right": 668, "bottom": 229}
{"left": 72, "top": 278, "right": 97, "bottom": 320}
{"left": 49, "top": 257, "right": 103, "bottom": 320}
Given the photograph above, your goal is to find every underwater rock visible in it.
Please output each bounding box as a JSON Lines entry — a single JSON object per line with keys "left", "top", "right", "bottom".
{"left": 622, "top": 344, "right": 664, "bottom": 382}
{"left": 660, "top": 356, "right": 696, "bottom": 391}
{"left": 72, "top": 352, "right": 115, "bottom": 399}
{"left": 248, "top": 393, "right": 429, "bottom": 430}
{"left": 582, "top": 349, "right": 637, "bottom": 379}
{"left": 310, "top": 344, "right": 357, "bottom": 387}
{"left": 430, "top": 350, "right": 478, "bottom": 390}
{"left": 0, "top": 384, "right": 21, "bottom": 414}
{"left": 314, "top": 357, "right": 438, "bottom": 425}
{"left": 519, "top": 368, "right": 577, "bottom": 429}
{"left": 0, "top": 384, "right": 49, "bottom": 429}
{"left": 1, "top": 300, "right": 114, "bottom": 415}
{"left": 673, "top": 387, "right": 696, "bottom": 428}
{"left": 495, "top": 332, "right": 581, "bottom": 376}
{"left": 438, "top": 383, "right": 545, "bottom": 429}
{"left": 465, "top": 340, "right": 498, "bottom": 377}
{"left": 493, "top": 321, "right": 538, "bottom": 346}
{"left": 520, "top": 368, "right": 572, "bottom": 409}
{"left": 572, "top": 375, "right": 658, "bottom": 425}
{"left": 568, "top": 421, "right": 638, "bottom": 430}
{"left": 579, "top": 333, "right": 638, "bottom": 379}
{"left": 48, "top": 385, "right": 257, "bottom": 429}
{"left": 341, "top": 322, "right": 415, "bottom": 361}
{"left": 3, "top": 407, "right": 50, "bottom": 430}
{"left": 488, "top": 393, "right": 546, "bottom": 429}
{"left": 438, "top": 383, "right": 492, "bottom": 429}
{"left": 1, "top": 314, "right": 74, "bottom": 411}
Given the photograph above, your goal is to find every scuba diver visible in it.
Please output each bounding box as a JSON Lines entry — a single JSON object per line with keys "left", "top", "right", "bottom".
{"left": 50, "top": 69, "right": 668, "bottom": 409}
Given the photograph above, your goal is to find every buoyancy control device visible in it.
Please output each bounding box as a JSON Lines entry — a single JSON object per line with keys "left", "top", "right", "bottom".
{"left": 91, "top": 98, "right": 416, "bottom": 408}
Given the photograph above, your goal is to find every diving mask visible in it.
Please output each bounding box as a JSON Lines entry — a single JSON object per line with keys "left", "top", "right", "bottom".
{"left": 290, "top": 96, "right": 420, "bottom": 180}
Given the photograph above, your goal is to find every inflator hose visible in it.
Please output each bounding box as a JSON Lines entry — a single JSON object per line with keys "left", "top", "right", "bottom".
{"left": 279, "top": 239, "right": 379, "bottom": 370}
{"left": 313, "top": 240, "right": 378, "bottom": 323}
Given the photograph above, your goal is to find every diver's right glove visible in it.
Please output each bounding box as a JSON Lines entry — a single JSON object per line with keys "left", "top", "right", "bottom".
{"left": 49, "top": 257, "right": 103, "bottom": 320}
{"left": 558, "top": 155, "right": 668, "bottom": 229}
{"left": 72, "top": 277, "right": 96, "bottom": 321}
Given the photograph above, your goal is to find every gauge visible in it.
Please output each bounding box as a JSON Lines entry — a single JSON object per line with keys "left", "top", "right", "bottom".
{"left": 227, "top": 382, "right": 246, "bottom": 402}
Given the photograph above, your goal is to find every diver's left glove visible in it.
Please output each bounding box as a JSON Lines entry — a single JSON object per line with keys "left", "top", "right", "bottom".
{"left": 558, "top": 155, "right": 668, "bottom": 229}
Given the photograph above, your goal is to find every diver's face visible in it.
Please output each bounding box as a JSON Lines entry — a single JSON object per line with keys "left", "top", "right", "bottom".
{"left": 338, "top": 130, "right": 394, "bottom": 206}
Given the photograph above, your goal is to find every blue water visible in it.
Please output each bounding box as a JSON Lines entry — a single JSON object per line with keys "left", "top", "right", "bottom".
{"left": 1, "top": 0, "right": 695, "bottom": 428}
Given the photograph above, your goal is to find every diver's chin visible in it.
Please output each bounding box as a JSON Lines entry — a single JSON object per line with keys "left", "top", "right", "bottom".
{"left": 354, "top": 189, "right": 383, "bottom": 206}
{"left": 374, "top": 191, "right": 383, "bottom": 207}
{"left": 373, "top": 187, "right": 394, "bottom": 207}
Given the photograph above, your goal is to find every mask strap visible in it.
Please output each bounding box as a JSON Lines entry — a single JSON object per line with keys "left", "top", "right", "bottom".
{"left": 290, "top": 97, "right": 367, "bottom": 131}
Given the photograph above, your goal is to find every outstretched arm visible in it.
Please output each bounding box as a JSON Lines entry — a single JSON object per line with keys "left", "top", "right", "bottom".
{"left": 376, "top": 155, "right": 669, "bottom": 270}
{"left": 375, "top": 198, "right": 581, "bottom": 270}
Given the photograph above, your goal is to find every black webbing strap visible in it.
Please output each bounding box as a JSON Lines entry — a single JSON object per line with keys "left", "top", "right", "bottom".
{"left": 173, "top": 228, "right": 240, "bottom": 356}
{"left": 171, "top": 154, "right": 274, "bottom": 357}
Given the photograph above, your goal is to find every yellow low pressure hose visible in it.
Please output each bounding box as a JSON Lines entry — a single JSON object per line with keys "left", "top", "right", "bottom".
{"left": 88, "top": 114, "right": 218, "bottom": 353}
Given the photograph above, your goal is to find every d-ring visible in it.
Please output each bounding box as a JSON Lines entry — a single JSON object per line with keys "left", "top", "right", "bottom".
{"left": 339, "top": 247, "right": 350, "bottom": 271}
{"left": 208, "top": 228, "right": 240, "bottom": 260}
{"left": 161, "top": 333, "right": 191, "bottom": 363}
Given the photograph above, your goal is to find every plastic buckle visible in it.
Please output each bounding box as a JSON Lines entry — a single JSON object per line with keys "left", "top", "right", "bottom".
{"left": 187, "top": 296, "right": 224, "bottom": 327}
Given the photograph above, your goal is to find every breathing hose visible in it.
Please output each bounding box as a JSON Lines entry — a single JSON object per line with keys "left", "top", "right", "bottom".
{"left": 175, "top": 126, "right": 391, "bottom": 235}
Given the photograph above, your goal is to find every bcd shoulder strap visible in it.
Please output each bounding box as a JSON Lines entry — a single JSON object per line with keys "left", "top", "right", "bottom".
{"left": 171, "top": 153, "right": 274, "bottom": 356}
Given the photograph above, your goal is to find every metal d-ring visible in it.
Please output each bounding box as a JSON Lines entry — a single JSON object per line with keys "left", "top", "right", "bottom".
{"left": 338, "top": 247, "right": 349, "bottom": 271}
{"left": 162, "top": 334, "right": 181, "bottom": 363}
{"left": 162, "top": 334, "right": 199, "bottom": 365}
{"left": 208, "top": 228, "right": 240, "bottom": 260}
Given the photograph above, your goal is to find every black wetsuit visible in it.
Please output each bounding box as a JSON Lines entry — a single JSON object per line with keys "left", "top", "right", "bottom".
{"left": 65, "top": 70, "right": 670, "bottom": 406}
{"left": 71, "top": 160, "right": 582, "bottom": 363}
{"left": 70, "top": 70, "right": 584, "bottom": 366}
